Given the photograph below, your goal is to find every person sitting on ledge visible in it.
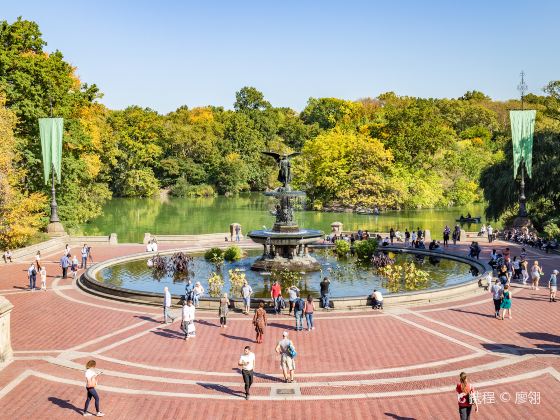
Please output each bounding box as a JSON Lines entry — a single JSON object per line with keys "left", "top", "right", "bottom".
{"left": 381, "top": 237, "right": 390, "bottom": 246}
{"left": 371, "top": 289, "right": 383, "bottom": 310}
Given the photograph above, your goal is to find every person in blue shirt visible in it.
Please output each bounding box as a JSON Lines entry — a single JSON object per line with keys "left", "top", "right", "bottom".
{"left": 60, "top": 254, "right": 71, "bottom": 279}
{"left": 548, "top": 269, "right": 558, "bottom": 302}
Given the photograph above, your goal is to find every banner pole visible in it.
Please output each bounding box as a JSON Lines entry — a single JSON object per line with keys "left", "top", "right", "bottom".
{"left": 49, "top": 162, "right": 60, "bottom": 223}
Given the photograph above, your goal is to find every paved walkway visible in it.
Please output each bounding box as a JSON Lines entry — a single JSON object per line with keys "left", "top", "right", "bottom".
{"left": 0, "top": 238, "right": 559, "bottom": 419}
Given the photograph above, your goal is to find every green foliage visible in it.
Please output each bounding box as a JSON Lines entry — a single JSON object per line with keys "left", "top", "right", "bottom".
{"left": 543, "top": 222, "right": 560, "bottom": 240}
{"left": 120, "top": 168, "right": 159, "bottom": 198}
{"left": 204, "top": 247, "right": 224, "bottom": 264}
{"left": 169, "top": 178, "right": 216, "bottom": 197}
{"left": 355, "top": 239, "right": 379, "bottom": 261}
{"left": 228, "top": 268, "right": 246, "bottom": 297}
{"left": 207, "top": 272, "right": 224, "bottom": 298}
{"left": 378, "top": 262, "right": 430, "bottom": 293}
{"left": 270, "top": 268, "right": 302, "bottom": 288}
{"left": 334, "top": 239, "right": 350, "bottom": 257}
{"left": 224, "top": 245, "right": 243, "bottom": 262}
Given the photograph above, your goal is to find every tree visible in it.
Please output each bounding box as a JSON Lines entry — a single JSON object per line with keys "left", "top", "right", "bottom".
{"left": 459, "top": 90, "right": 491, "bottom": 101}
{"left": 300, "top": 97, "right": 361, "bottom": 130}
{"left": 234, "top": 86, "right": 270, "bottom": 112}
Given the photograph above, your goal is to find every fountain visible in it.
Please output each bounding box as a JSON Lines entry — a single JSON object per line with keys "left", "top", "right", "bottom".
{"left": 248, "top": 151, "right": 324, "bottom": 272}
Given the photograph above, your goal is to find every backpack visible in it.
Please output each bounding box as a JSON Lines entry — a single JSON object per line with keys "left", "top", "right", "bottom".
{"left": 294, "top": 298, "right": 305, "bottom": 312}
{"left": 287, "top": 341, "right": 297, "bottom": 358}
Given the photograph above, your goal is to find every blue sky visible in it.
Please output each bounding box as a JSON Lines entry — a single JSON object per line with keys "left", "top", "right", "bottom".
{"left": 3, "top": 0, "right": 558, "bottom": 113}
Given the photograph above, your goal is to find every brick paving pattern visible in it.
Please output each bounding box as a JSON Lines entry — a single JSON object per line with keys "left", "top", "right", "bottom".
{"left": 0, "top": 237, "right": 559, "bottom": 419}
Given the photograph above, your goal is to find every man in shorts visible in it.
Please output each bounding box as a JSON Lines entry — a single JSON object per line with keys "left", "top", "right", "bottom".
{"left": 275, "top": 331, "right": 295, "bottom": 383}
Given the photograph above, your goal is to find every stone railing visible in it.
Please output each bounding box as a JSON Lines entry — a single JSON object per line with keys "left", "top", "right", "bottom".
{"left": 142, "top": 232, "right": 241, "bottom": 244}
{"left": 0, "top": 296, "right": 13, "bottom": 368}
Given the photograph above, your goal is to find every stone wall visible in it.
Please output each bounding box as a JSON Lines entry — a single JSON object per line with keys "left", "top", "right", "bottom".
{"left": 0, "top": 296, "right": 13, "bottom": 368}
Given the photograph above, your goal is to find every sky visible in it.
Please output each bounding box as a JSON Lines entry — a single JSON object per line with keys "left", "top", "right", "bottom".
{"left": 2, "top": 0, "right": 559, "bottom": 113}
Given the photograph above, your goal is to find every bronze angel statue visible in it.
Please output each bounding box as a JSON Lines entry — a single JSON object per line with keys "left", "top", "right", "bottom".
{"left": 262, "top": 151, "right": 301, "bottom": 188}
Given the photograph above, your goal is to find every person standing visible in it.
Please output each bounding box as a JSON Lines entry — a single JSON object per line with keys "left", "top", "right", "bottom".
{"left": 35, "top": 251, "right": 42, "bottom": 269}
{"left": 163, "top": 287, "right": 175, "bottom": 324}
{"left": 293, "top": 294, "right": 305, "bottom": 331}
{"left": 304, "top": 295, "right": 315, "bottom": 331}
{"left": 456, "top": 372, "right": 478, "bottom": 420}
{"left": 500, "top": 284, "right": 512, "bottom": 320}
{"left": 219, "top": 293, "right": 230, "bottom": 328}
{"left": 275, "top": 331, "right": 296, "bottom": 383}
{"left": 181, "top": 299, "right": 196, "bottom": 340}
{"left": 389, "top": 228, "right": 395, "bottom": 244}
{"left": 487, "top": 225, "right": 493, "bottom": 243}
{"left": 87, "top": 245, "right": 94, "bottom": 264}
{"left": 28, "top": 262, "right": 37, "bottom": 291}
{"left": 411, "top": 230, "right": 417, "bottom": 246}
{"left": 60, "top": 253, "right": 70, "bottom": 279}
{"left": 238, "top": 346, "right": 255, "bottom": 400}
{"left": 40, "top": 265, "right": 47, "bottom": 291}
{"left": 548, "top": 269, "right": 558, "bottom": 302}
{"left": 241, "top": 280, "right": 253, "bottom": 315}
{"left": 287, "top": 285, "right": 300, "bottom": 316}
{"left": 404, "top": 229, "right": 410, "bottom": 247}
{"left": 530, "top": 261, "right": 543, "bottom": 290}
{"left": 235, "top": 224, "right": 241, "bottom": 242}
{"left": 320, "top": 277, "right": 330, "bottom": 310}
{"left": 443, "top": 226, "right": 450, "bottom": 247}
{"left": 83, "top": 360, "right": 105, "bottom": 417}
{"left": 253, "top": 302, "right": 267, "bottom": 343}
{"left": 271, "top": 280, "right": 282, "bottom": 315}
{"left": 81, "top": 244, "right": 88, "bottom": 269}
{"left": 490, "top": 279, "right": 503, "bottom": 318}
{"left": 184, "top": 279, "right": 194, "bottom": 302}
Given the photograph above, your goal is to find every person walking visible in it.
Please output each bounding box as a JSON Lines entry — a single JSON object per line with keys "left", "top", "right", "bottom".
{"left": 320, "top": 277, "right": 330, "bottom": 310}
{"left": 219, "top": 293, "right": 230, "bottom": 328}
{"left": 163, "top": 287, "right": 175, "bottom": 324}
{"left": 490, "top": 278, "right": 503, "bottom": 318}
{"left": 238, "top": 345, "right": 255, "bottom": 400}
{"left": 487, "top": 225, "right": 493, "bottom": 243}
{"left": 35, "top": 251, "right": 42, "bottom": 269}
{"left": 548, "top": 269, "right": 558, "bottom": 302}
{"left": 181, "top": 299, "right": 196, "bottom": 340}
{"left": 521, "top": 259, "right": 529, "bottom": 285}
{"left": 271, "top": 280, "right": 282, "bottom": 315}
{"left": 81, "top": 244, "right": 88, "bottom": 269}
{"left": 275, "top": 331, "right": 296, "bottom": 383}
{"left": 241, "top": 280, "right": 253, "bottom": 315}
{"left": 530, "top": 261, "right": 544, "bottom": 290}
{"left": 253, "top": 302, "right": 267, "bottom": 343}
{"left": 443, "top": 226, "right": 450, "bottom": 247}
{"left": 60, "top": 253, "right": 70, "bottom": 279}
{"left": 500, "top": 284, "right": 512, "bottom": 320}
{"left": 235, "top": 224, "right": 241, "bottom": 242}
{"left": 71, "top": 255, "right": 79, "bottom": 280}
{"left": 304, "top": 295, "right": 315, "bottom": 331}
{"left": 27, "top": 262, "right": 37, "bottom": 291}
{"left": 456, "top": 372, "right": 478, "bottom": 420}
{"left": 40, "top": 265, "right": 47, "bottom": 291}
{"left": 293, "top": 294, "right": 305, "bottom": 331}
{"left": 83, "top": 360, "right": 105, "bottom": 417}
{"left": 287, "top": 285, "right": 300, "bottom": 316}
{"left": 88, "top": 245, "right": 94, "bottom": 264}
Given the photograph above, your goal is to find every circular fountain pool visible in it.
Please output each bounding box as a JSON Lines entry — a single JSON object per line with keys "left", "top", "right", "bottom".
{"left": 88, "top": 247, "right": 485, "bottom": 300}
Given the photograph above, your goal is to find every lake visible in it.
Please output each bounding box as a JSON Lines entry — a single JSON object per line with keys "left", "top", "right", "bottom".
{"left": 76, "top": 193, "right": 495, "bottom": 243}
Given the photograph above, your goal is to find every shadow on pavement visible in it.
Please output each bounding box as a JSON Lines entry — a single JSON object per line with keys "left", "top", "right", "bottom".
{"left": 48, "top": 397, "right": 83, "bottom": 414}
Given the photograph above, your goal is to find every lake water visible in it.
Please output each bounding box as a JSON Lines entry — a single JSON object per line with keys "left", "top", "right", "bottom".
{"left": 76, "top": 193, "right": 494, "bottom": 243}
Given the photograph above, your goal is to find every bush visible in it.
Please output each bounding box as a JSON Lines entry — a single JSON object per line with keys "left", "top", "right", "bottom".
{"left": 204, "top": 247, "right": 224, "bottom": 264}
{"left": 224, "top": 245, "right": 243, "bottom": 261}
{"left": 228, "top": 268, "right": 246, "bottom": 297}
{"left": 334, "top": 239, "right": 350, "bottom": 257}
{"left": 207, "top": 272, "right": 224, "bottom": 297}
{"left": 169, "top": 178, "right": 216, "bottom": 197}
{"left": 120, "top": 168, "right": 160, "bottom": 197}
{"left": 270, "top": 268, "right": 302, "bottom": 288}
{"left": 355, "top": 238, "right": 378, "bottom": 261}
{"left": 543, "top": 222, "right": 560, "bottom": 240}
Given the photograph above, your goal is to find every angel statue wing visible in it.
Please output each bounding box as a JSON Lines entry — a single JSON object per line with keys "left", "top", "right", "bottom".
{"left": 261, "top": 151, "right": 282, "bottom": 163}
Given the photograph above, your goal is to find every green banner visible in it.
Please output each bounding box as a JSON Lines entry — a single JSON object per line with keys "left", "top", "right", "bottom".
{"left": 510, "top": 110, "right": 536, "bottom": 179}
{"left": 39, "top": 118, "right": 64, "bottom": 184}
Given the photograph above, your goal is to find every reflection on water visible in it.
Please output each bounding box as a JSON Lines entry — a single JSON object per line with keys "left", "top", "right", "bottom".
{"left": 77, "top": 193, "right": 495, "bottom": 243}
{"left": 96, "top": 250, "right": 476, "bottom": 298}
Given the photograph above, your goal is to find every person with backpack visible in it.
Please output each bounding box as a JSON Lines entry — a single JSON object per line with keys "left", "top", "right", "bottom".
{"left": 293, "top": 294, "right": 305, "bottom": 331}
{"left": 28, "top": 262, "right": 37, "bottom": 291}
{"left": 275, "top": 331, "right": 296, "bottom": 383}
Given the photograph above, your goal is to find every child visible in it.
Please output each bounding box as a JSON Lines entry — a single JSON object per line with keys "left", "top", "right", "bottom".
{"left": 40, "top": 266, "right": 47, "bottom": 291}
{"left": 548, "top": 269, "right": 558, "bottom": 302}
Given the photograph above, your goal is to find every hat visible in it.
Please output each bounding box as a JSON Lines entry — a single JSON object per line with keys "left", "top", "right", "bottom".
{"left": 282, "top": 331, "right": 289, "bottom": 337}
{"left": 554, "top": 270, "right": 559, "bottom": 274}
